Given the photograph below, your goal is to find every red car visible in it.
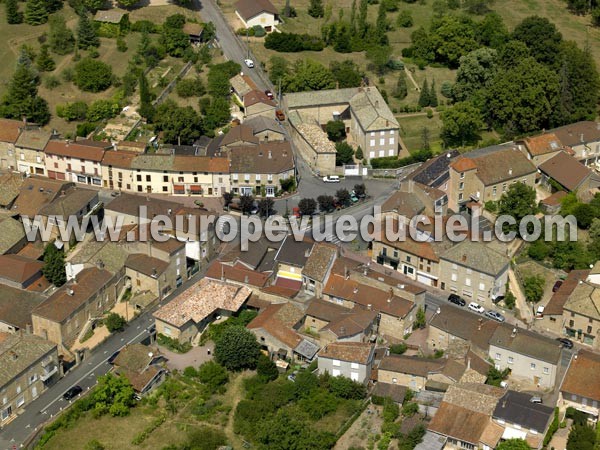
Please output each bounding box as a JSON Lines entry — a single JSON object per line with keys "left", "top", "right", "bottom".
{"left": 292, "top": 207, "right": 301, "bottom": 218}
{"left": 552, "top": 280, "right": 563, "bottom": 292}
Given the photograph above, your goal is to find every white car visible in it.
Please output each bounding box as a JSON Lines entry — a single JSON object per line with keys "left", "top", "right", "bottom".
{"left": 244, "top": 59, "right": 255, "bottom": 68}
{"left": 468, "top": 302, "right": 485, "bottom": 314}
{"left": 322, "top": 175, "right": 340, "bottom": 183}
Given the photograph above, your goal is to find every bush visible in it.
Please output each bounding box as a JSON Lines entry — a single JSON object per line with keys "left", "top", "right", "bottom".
{"left": 370, "top": 149, "right": 433, "bottom": 169}
{"left": 402, "top": 402, "right": 419, "bottom": 417}
{"left": 116, "top": 38, "right": 128, "bottom": 52}
{"left": 176, "top": 77, "right": 206, "bottom": 98}
{"left": 197, "top": 361, "right": 229, "bottom": 392}
{"left": 265, "top": 32, "right": 325, "bottom": 52}
{"left": 44, "top": 75, "right": 61, "bottom": 89}
{"left": 156, "top": 334, "right": 192, "bottom": 353}
{"left": 252, "top": 25, "right": 266, "bottom": 37}
{"left": 76, "top": 122, "right": 98, "bottom": 137}
{"left": 131, "top": 20, "right": 161, "bottom": 33}
{"left": 74, "top": 58, "right": 113, "bottom": 92}
{"left": 397, "top": 10, "right": 413, "bottom": 27}
{"left": 105, "top": 313, "right": 126, "bottom": 332}
{"left": 325, "top": 120, "right": 346, "bottom": 141}
{"left": 389, "top": 343, "right": 407, "bottom": 354}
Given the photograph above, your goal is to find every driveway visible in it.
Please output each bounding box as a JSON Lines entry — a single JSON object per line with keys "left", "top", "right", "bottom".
{"left": 160, "top": 342, "right": 215, "bottom": 371}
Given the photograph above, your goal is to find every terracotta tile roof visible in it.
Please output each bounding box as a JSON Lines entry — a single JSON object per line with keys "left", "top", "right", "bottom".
{"left": 520, "top": 133, "right": 564, "bottom": 156}
{"left": 561, "top": 349, "right": 600, "bottom": 402}
{"left": 540, "top": 190, "right": 568, "bottom": 207}
{"left": 544, "top": 269, "right": 589, "bottom": 315}
{"left": 489, "top": 324, "right": 562, "bottom": 365}
{"left": 0, "top": 119, "right": 23, "bottom": 143}
{"left": 113, "top": 343, "right": 154, "bottom": 373}
{"left": 205, "top": 260, "right": 270, "bottom": 287}
{"left": 372, "top": 382, "right": 407, "bottom": 403}
{"left": 444, "top": 382, "right": 505, "bottom": 415}
{"left": 451, "top": 158, "right": 477, "bottom": 172}
{"left": 244, "top": 90, "right": 276, "bottom": 108}
{"left": 539, "top": 151, "right": 593, "bottom": 191}
{"left": 125, "top": 254, "right": 169, "bottom": 277}
{"left": 260, "top": 284, "right": 298, "bottom": 298}
{"left": 324, "top": 272, "right": 415, "bottom": 318}
{"left": 0, "top": 285, "right": 45, "bottom": 329}
{"left": 246, "top": 302, "right": 304, "bottom": 348}
{"left": 45, "top": 140, "right": 107, "bottom": 162}
{"left": 0, "top": 255, "right": 43, "bottom": 284}
{"left": 235, "top": 0, "right": 278, "bottom": 20}
{"left": 153, "top": 278, "right": 251, "bottom": 328}
{"left": 221, "top": 125, "right": 259, "bottom": 147}
{"left": 11, "top": 177, "right": 72, "bottom": 218}
{"left": 229, "top": 141, "right": 294, "bottom": 174}
{"left": 379, "top": 354, "right": 445, "bottom": 377}
{"left": 307, "top": 299, "right": 377, "bottom": 337}
{"left": 102, "top": 150, "right": 137, "bottom": 169}
{"left": 381, "top": 191, "right": 425, "bottom": 216}
{"left": 319, "top": 342, "right": 374, "bottom": 365}
{"left": 301, "top": 243, "right": 337, "bottom": 282}
{"left": 0, "top": 333, "right": 55, "bottom": 388}
{"left": 428, "top": 402, "right": 496, "bottom": 446}
{"left": 33, "top": 268, "right": 114, "bottom": 323}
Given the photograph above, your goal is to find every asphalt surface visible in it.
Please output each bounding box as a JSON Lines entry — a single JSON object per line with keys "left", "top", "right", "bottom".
{"left": 0, "top": 271, "right": 204, "bottom": 450}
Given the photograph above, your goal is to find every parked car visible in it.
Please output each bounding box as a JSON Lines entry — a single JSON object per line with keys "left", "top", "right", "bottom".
{"left": 556, "top": 337, "right": 574, "bottom": 349}
{"left": 108, "top": 350, "right": 121, "bottom": 365}
{"left": 63, "top": 385, "right": 83, "bottom": 401}
{"left": 244, "top": 58, "right": 254, "bottom": 68}
{"left": 553, "top": 280, "right": 564, "bottom": 292}
{"left": 292, "top": 207, "right": 301, "bottom": 218}
{"left": 491, "top": 295, "right": 504, "bottom": 304}
{"left": 323, "top": 175, "right": 340, "bottom": 183}
{"left": 448, "top": 293, "right": 466, "bottom": 307}
{"left": 485, "top": 310, "right": 505, "bottom": 322}
{"left": 275, "top": 109, "right": 285, "bottom": 121}
{"left": 468, "top": 302, "right": 485, "bottom": 314}
{"left": 530, "top": 396, "right": 543, "bottom": 404}
{"left": 350, "top": 193, "right": 359, "bottom": 203}
{"left": 265, "top": 90, "right": 274, "bottom": 100}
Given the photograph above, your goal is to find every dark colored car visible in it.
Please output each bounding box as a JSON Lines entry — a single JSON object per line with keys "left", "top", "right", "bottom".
{"left": 556, "top": 337, "right": 574, "bottom": 349}
{"left": 108, "top": 350, "right": 121, "bottom": 365}
{"left": 553, "top": 280, "right": 564, "bottom": 292}
{"left": 448, "top": 294, "right": 466, "bottom": 307}
{"left": 63, "top": 385, "right": 83, "bottom": 401}
{"left": 265, "top": 90, "right": 274, "bottom": 100}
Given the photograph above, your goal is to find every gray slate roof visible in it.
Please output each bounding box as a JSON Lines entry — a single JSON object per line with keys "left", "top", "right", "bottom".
{"left": 440, "top": 240, "right": 509, "bottom": 276}
{"left": 493, "top": 390, "right": 554, "bottom": 433}
{"left": 489, "top": 324, "right": 562, "bottom": 365}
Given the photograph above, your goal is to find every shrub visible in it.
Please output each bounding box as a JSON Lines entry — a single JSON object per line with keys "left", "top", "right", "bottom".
{"left": 74, "top": 58, "right": 113, "bottom": 92}
{"left": 131, "top": 20, "right": 161, "bottom": 33}
{"left": 252, "top": 25, "right": 266, "bottom": 37}
{"left": 176, "top": 77, "right": 206, "bottom": 98}
{"left": 157, "top": 334, "right": 192, "bottom": 353}
{"left": 402, "top": 402, "right": 419, "bottom": 417}
{"left": 370, "top": 149, "right": 433, "bottom": 169}
{"left": 264, "top": 32, "right": 325, "bottom": 52}
{"left": 389, "top": 343, "right": 407, "bottom": 354}
{"left": 44, "top": 75, "right": 61, "bottom": 89}
{"left": 105, "top": 313, "right": 126, "bottom": 332}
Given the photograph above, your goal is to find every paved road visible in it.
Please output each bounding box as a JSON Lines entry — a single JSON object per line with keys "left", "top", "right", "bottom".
{"left": 0, "top": 271, "right": 205, "bottom": 449}
{"left": 195, "top": 0, "right": 271, "bottom": 92}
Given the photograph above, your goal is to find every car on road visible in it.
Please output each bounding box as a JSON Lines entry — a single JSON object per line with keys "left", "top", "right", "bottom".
{"left": 108, "top": 350, "right": 121, "bottom": 365}
{"left": 553, "top": 280, "right": 563, "bottom": 292}
{"left": 485, "top": 310, "right": 505, "bottom": 322}
{"left": 350, "top": 193, "right": 359, "bottom": 203}
{"left": 323, "top": 175, "right": 340, "bottom": 183}
{"left": 529, "top": 396, "right": 543, "bottom": 404}
{"left": 244, "top": 58, "right": 254, "bottom": 68}
{"left": 556, "top": 337, "right": 574, "bottom": 349}
{"left": 448, "top": 293, "right": 466, "bottom": 307}
{"left": 265, "top": 90, "right": 274, "bottom": 100}
{"left": 63, "top": 385, "right": 83, "bottom": 401}
{"left": 275, "top": 109, "right": 285, "bottom": 121}
{"left": 468, "top": 302, "right": 485, "bottom": 314}
{"left": 292, "top": 207, "right": 301, "bottom": 218}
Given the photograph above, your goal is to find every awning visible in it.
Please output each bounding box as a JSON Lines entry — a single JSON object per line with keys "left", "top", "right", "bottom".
{"left": 502, "top": 427, "right": 527, "bottom": 441}
{"left": 190, "top": 185, "right": 202, "bottom": 193}
{"left": 173, "top": 185, "right": 185, "bottom": 193}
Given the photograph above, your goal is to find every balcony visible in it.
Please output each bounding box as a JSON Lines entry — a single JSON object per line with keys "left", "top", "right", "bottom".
{"left": 376, "top": 253, "right": 399, "bottom": 269}
{"left": 40, "top": 365, "right": 58, "bottom": 382}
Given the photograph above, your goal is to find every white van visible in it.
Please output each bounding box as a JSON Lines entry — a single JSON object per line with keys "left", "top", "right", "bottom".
{"left": 322, "top": 175, "right": 340, "bottom": 183}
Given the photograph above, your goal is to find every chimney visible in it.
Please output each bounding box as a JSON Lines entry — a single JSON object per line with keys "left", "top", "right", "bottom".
{"left": 67, "top": 288, "right": 74, "bottom": 296}
{"left": 580, "top": 133, "right": 585, "bottom": 143}
{"left": 9, "top": 351, "right": 17, "bottom": 361}
{"left": 353, "top": 286, "right": 358, "bottom": 294}
{"left": 112, "top": 142, "right": 117, "bottom": 151}
{"left": 367, "top": 303, "right": 372, "bottom": 310}
{"left": 304, "top": 248, "right": 311, "bottom": 258}
{"left": 511, "top": 327, "right": 517, "bottom": 338}
{"left": 244, "top": 275, "right": 249, "bottom": 284}
{"left": 344, "top": 266, "right": 349, "bottom": 280}
{"left": 461, "top": 254, "right": 467, "bottom": 262}
{"left": 467, "top": 357, "right": 471, "bottom": 370}
{"left": 508, "top": 168, "right": 513, "bottom": 176}
{"left": 268, "top": 150, "right": 272, "bottom": 159}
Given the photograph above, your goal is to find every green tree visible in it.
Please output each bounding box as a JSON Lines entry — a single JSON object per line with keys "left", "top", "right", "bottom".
{"left": 36, "top": 45, "right": 56, "bottom": 72}
{"left": 197, "top": 361, "right": 229, "bottom": 392}
{"left": 374, "top": 2, "right": 389, "bottom": 45}
{"left": 308, "top": 0, "right": 324, "bottom": 17}
{"left": 92, "top": 373, "right": 135, "bottom": 417}
{"left": 317, "top": 195, "right": 335, "bottom": 212}
{"left": 593, "top": 7, "right": 600, "bottom": 27}
{"left": 428, "top": 14, "right": 479, "bottom": 68}
{"left": 117, "top": 0, "right": 141, "bottom": 7}
{"left": 566, "top": 424, "right": 596, "bottom": 450}
{"left": 82, "top": 0, "right": 106, "bottom": 12}
{"left": 497, "top": 182, "right": 537, "bottom": 235}
{"left": 336, "top": 188, "right": 352, "bottom": 207}
{"left": 393, "top": 71, "right": 408, "bottom": 99}
{"left": 366, "top": 45, "right": 392, "bottom": 75}
{"left": 1, "top": 53, "right": 51, "bottom": 125}
{"left": 49, "top": 15, "right": 76, "bottom": 55}
{"left": 256, "top": 354, "right": 279, "bottom": 381}
{"left": 357, "top": 0, "right": 369, "bottom": 38}
{"left": 440, "top": 101, "right": 483, "bottom": 146}
{"left": 77, "top": 13, "right": 100, "bottom": 50}
{"left": 269, "top": 56, "right": 288, "bottom": 84}
{"left": 203, "top": 97, "right": 231, "bottom": 132}
{"left": 87, "top": 99, "right": 120, "bottom": 121}
{"left": 512, "top": 16, "right": 562, "bottom": 66}
{"left": 429, "top": 79, "right": 438, "bottom": 107}
{"left": 418, "top": 79, "right": 430, "bottom": 107}
{"left": 105, "top": 313, "right": 126, "bottom": 332}
{"left": 282, "top": 59, "right": 335, "bottom": 92}
{"left": 6, "top": 0, "right": 23, "bottom": 24}
{"left": 397, "top": 10, "right": 413, "bottom": 27}
{"left": 477, "top": 12, "right": 509, "bottom": 49}
{"left": 355, "top": 146, "right": 364, "bottom": 160}
{"left": 257, "top": 198, "right": 275, "bottom": 218}
{"left": 441, "top": 80, "right": 453, "bottom": 98}
{"left": 335, "top": 141, "right": 354, "bottom": 165}
{"left": 74, "top": 58, "right": 113, "bottom": 92}
{"left": 185, "top": 426, "right": 227, "bottom": 450}
{"left": 24, "top": 0, "right": 47, "bottom": 25}
{"left": 325, "top": 120, "right": 346, "bottom": 141}
{"left": 496, "top": 439, "right": 531, "bottom": 450}
{"left": 452, "top": 47, "right": 498, "bottom": 102}
{"left": 214, "top": 326, "right": 261, "bottom": 371}
{"left": 153, "top": 100, "right": 203, "bottom": 145}
{"left": 413, "top": 306, "right": 426, "bottom": 329}
{"left": 523, "top": 275, "right": 545, "bottom": 303}
{"left": 573, "top": 203, "right": 597, "bottom": 229}
{"left": 138, "top": 73, "right": 155, "bottom": 120}
{"left": 485, "top": 57, "right": 559, "bottom": 134}
{"left": 421, "top": 126, "right": 430, "bottom": 150}
{"left": 176, "top": 78, "right": 206, "bottom": 98}
{"left": 42, "top": 243, "right": 66, "bottom": 287}
{"left": 486, "top": 366, "right": 510, "bottom": 386}
{"left": 298, "top": 198, "right": 317, "bottom": 216}
{"left": 330, "top": 60, "right": 362, "bottom": 88}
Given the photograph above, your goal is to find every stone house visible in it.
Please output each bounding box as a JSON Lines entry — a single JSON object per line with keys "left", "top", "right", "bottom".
{"left": 0, "top": 118, "right": 23, "bottom": 170}
{"left": 112, "top": 344, "right": 166, "bottom": 396}
{"left": 318, "top": 342, "right": 375, "bottom": 384}
{"left": 0, "top": 333, "right": 59, "bottom": 425}
{"left": 516, "top": 133, "right": 564, "bottom": 167}
{"left": 243, "top": 90, "right": 276, "bottom": 119}
{"left": 538, "top": 151, "right": 600, "bottom": 199}
{"left": 548, "top": 121, "right": 600, "bottom": 166}
{"left": 14, "top": 127, "right": 51, "bottom": 176}
{"left": 101, "top": 150, "right": 137, "bottom": 192}
{"left": 0, "top": 286, "right": 45, "bottom": 333}
{"left": 447, "top": 145, "right": 537, "bottom": 212}
{"left": 0, "top": 255, "right": 44, "bottom": 290}
{"left": 560, "top": 271, "right": 600, "bottom": 349}
{"left": 301, "top": 243, "right": 337, "bottom": 297}
{"left": 560, "top": 349, "right": 600, "bottom": 420}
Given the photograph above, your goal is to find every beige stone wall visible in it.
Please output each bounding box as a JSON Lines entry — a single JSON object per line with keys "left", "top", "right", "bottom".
{"left": 0, "top": 142, "right": 16, "bottom": 170}
{"left": 254, "top": 130, "right": 285, "bottom": 142}
{"left": 288, "top": 123, "right": 335, "bottom": 174}
{"left": 379, "top": 312, "right": 412, "bottom": 341}
{"left": 246, "top": 102, "right": 275, "bottom": 119}
{"left": 102, "top": 166, "right": 135, "bottom": 191}
{"left": 378, "top": 369, "right": 427, "bottom": 390}
{"left": 305, "top": 315, "right": 329, "bottom": 334}
{"left": 448, "top": 167, "right": 482, "bottom": 212}
{"left": 15, "top": 148, "right": 46, "bottom": 176}
{"left": 563, "top": 310, "right": 600, "bottom": 349}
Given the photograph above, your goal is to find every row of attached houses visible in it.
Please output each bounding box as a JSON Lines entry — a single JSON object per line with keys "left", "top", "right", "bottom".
{"left": 0, "top": 119, "right": 295, "bottom": 198}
